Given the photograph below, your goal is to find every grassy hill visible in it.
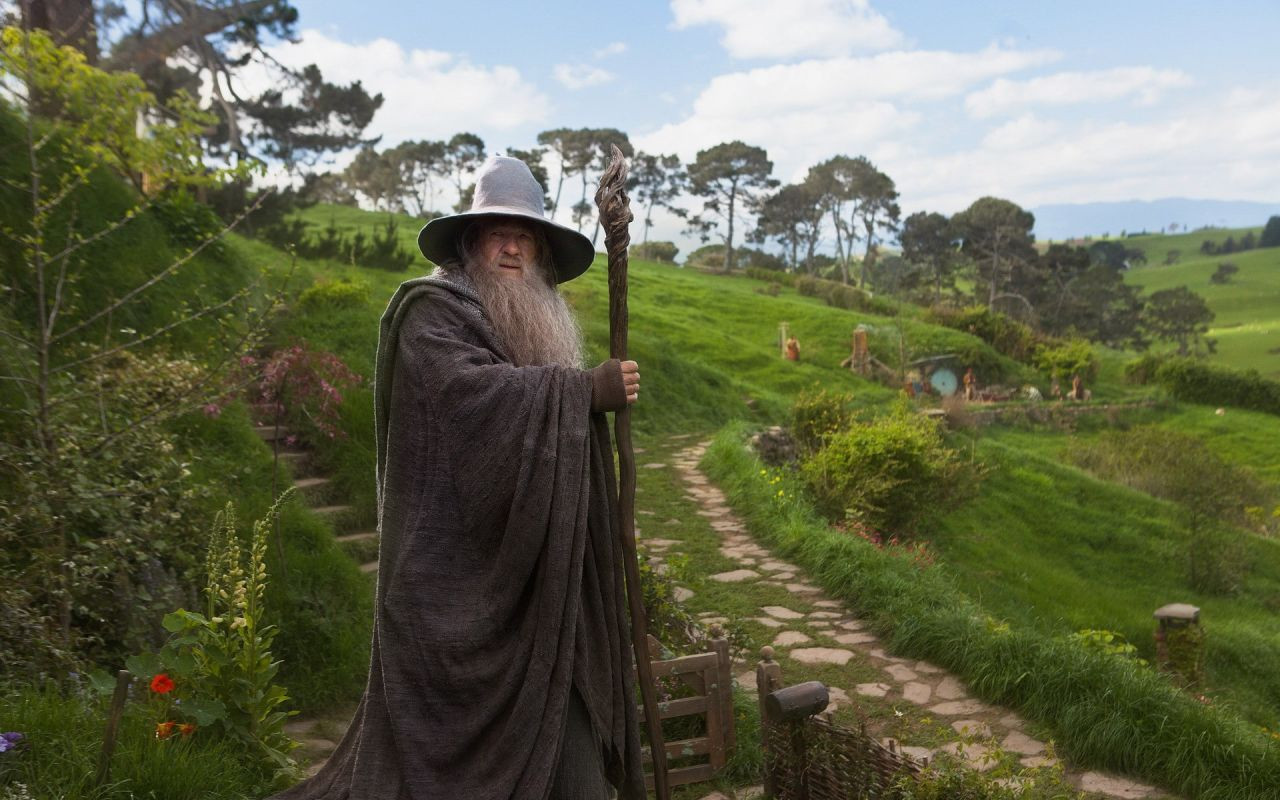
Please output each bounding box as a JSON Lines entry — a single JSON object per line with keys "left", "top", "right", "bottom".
{"left": 1123, "top": 228, "right": 1280, "bottom": 378}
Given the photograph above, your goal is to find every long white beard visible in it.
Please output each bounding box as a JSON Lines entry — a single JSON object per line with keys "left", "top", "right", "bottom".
{"left": 464, "top": 257, "right": 584, "bottom": 369}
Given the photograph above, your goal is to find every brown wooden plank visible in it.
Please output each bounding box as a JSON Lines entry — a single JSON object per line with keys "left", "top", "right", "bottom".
{"left": 650, "top": 651, "right": 719, "bottom": 678}
{"left": 637, "top": 695, "right": 707, "bottom": 721}
{"left": 641, "top": 736, "right": 711, "bottom": 762}
{"left": 644, "top": 763, "right": 716, "bottom": 789}
{"left": 713, "top": 636, "right": 736, "bottom": 755}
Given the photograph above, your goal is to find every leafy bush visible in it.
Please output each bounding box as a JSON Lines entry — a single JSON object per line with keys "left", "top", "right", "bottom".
{"left": 629, "top": 241, "right": 679, "bottom": 263}
{"left": 1032, "top": 338, "right": 1098, "bottom": 382}
{"left": 298, "top": 276, "right": 371, "bottom": 312}
{"left": 745, "top": 266, "right": 795, "bottom": 286}
{"left": 924, "top": 306, "right": 1042, "bottom": 364}
{"left": 800, "top": 401, "right": 976, "bottom": 534}
{"left": 794, "top": 275, "right": 898, "bottom": 316}
{"left": 1148, "top": 358, "right": 1280, "bottom": 416}
{"left": 790, "top": 387, "right": 856, "bottom": 454}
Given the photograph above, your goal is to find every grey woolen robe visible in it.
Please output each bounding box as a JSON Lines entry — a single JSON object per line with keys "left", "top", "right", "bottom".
{"left": 271, "top": 273, "right": 645, "bottom": 800}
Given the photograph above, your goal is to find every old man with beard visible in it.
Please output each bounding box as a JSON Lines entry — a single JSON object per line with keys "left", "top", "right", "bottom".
{"left": 273, "top": 156, "right": 645, "bottom": 800}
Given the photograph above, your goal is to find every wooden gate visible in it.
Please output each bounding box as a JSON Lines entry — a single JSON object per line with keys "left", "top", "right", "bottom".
{"left": 639, "top": 631, "right": 736, "bottom": 790}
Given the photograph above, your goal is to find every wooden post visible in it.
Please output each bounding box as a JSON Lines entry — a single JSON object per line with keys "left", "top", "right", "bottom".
{"left": 710, "top": 624, "right": 735, "bottom": 756}
{"left": 757, "top": 646, "right": 783, "bottom": 799}
{"left": 778, "top": 322, "right": 789, "bottom": 358}
{"left": 95, "top": 670, "right": 132, "bottom": 786}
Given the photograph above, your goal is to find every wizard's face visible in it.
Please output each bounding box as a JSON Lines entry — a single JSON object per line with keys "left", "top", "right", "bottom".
{"left": 475, "top": 219, "right": 540, "bottom": 281}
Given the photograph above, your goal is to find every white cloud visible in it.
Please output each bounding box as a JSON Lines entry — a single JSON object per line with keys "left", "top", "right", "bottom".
{"left": 552, "top": 63, "right": 616, "bottom": 90}
{"left": 636, "top": 46, "right": 1058, "bottom": 179}
{"left": 965, "top": 67, "right": 1195, "bottom": 118}
{"left": 593, "top": 41, "right": 628, "bottom": 59}
{"left": 246, "top": 30, "right": 549, "bottom": 148}
{"left": 671, "top": 0, "right": 904, "bottom": 58}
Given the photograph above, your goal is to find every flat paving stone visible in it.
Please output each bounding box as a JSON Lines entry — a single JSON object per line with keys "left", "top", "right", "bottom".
{"left": 855, "top": 682, "right": 891, "bottom": 698}
{"left": 883, "top": 664, "right": 919, "bottom": 682}
{"left": 868, "top": 649, "right": 911, "bottom": 662}
{"left": 1020, "top": 755, "right": 1060, "bottom": 769}
{"left": 837, "top": 619, "right": 866, "bottom": 631}
{"left": 644, "top": 538, "right": 680, "bottom": 548}
{"left": 936, "top": 741, "right": 999, "bottom": 772}
{"left": 710, "top": 569, "right": 759, "bottom": 582}
{"left": 935, "top": 675, "right": 968, "bottom": 700}
{"left": 808, "top": 611, "right": 842, "bottom": 619}
{"left": 812, "top": 600, "right": 842, "bottom": 609}
{"left": 785, "top": 583, "right": 822, "bottom": 594}
{"left": 673, "top": 587, "right": 694, "bottom": 602}
{"left": 753, "top": 617, "right": 785, "bottom": 628}
{"left": 736, "top": 670, "right": 757, "bottom": 690}
{"left": 1077, "top": 772, "right": 1157, "bottom": 798}
{"left": 951, "top": 719, "right": 993, "bottom": 739}
{"left": 822, "top": 686, "right": 851, "bottom": 715}
{"left": 790, "top": 647, "right": 856, "bottom": 666}
{"left": 770, "top": 571, "right": 795, "bottom": 580}
{"left": 772, "top": 631, "right": 812, "bottom": 647}
{"left": 928, "top": 699, "right": 990, "bottom": 716}
{"left": 913, "top": 661, "right": 944, "bottom": 674}
{"left": 642, "top": 463, "right": 666, "bottom": 469}
{"left": 1002, "top": 730, "right": 1045, "bottom": 756}
{"left": 761, "top": 605, "right": 806, "bottom": 620}
{"left": 834, "top": 632, "right": 878, "bottom": 646}
{"left": 902, "top": 682, "right": 932, "bottom": 705}
{"left": 759, "top": 560, "right": 797, "bottom": 572}
{"left": 899, "top": 745, "right": 933, "bottom": 763}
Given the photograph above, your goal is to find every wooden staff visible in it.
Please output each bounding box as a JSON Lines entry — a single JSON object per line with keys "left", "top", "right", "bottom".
{"left": 595, "top": 144, "right": 670, "bottom": 800}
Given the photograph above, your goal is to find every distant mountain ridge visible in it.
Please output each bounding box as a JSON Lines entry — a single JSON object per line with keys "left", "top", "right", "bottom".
{"left": 1030, "top": 198, "right": 1280, "bottom": 241}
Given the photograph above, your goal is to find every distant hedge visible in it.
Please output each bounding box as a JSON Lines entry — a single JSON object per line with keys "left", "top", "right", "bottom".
{"left": 1126, "top": 355, "right": 1280, "bottom": 416}
{"left": 744, "top": 266, "right": 796, "bottom": 286}
{"left": 794, "top": 275, "right": 898, "bottom": 316}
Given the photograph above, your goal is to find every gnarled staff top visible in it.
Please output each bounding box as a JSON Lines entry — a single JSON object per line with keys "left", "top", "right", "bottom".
{"left": 594, "top": 144, "right": 634, "bottom": 269}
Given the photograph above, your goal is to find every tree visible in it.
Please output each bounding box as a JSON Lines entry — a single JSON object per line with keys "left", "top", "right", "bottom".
{"left": 1088, "top": 240, "right": 1146, "bottom": 271}
{"left": 443, "top": 132, "right": 486, "bottom": 212}
{"left": 952, "top": 196, "right": 1037, "bottom": 310}
{"left": 805, "top": 156, "right": 857, "bottom": 284}
{"left": 898, "top": 211, "right": 960, "bottom": 304}
{"left": 23, "top": 0, "right": 384, "bottom": 171}
{"left": 385, "top": 139, "right": 447, "bottom": 216}
{"left": 685, "top": 141, "right": 775, "bottom": 273}
{"left": 0, "top": 27, "right": 280, "bottom": 665}
{"left": 1143, "top": 286, "right": 1216, "bottom": 356}
{"left": 1260, "top": 216, "right": 1280, "bottom": 248}
{"left": 627, "top": 152, "right": 685, "bottom": 246}
{"left": 755, "top": 183, "right": 823, "bottom": 272}
{"left": 344, "top": 146, "right": 403, "bottom": 211}
{"left": 849, "top": 158, "right": 900, "bottom": 289}
{"left": 536, "top": 127, "right": 592, "bottom": 218}
{"left": 1210, "top": 262, "right": 1239, "bottom": 285}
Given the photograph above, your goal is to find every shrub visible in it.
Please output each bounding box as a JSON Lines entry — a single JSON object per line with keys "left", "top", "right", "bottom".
{"left": 745, "top": 266, "right": 795, "bottom": 286}
{"left": 1144, "top": 358, "right": 1280, "bottom": 416}
{"left": 800, "top": 401, "right": 976, "bottom": 534}
{"left": 1032, "top": 338, "right": 1098, "bottom": 382}
{"left": 298, "top": 276, "right": 370, "bottom": 312}
{"left": 629, "top": 241, "right": 679, "bottom": 262}
{"left": 925, "top": 306, "right": 1041, "bottom": 364}
{"left": 792, "top": 275, "right": 898, "bottom": 316}
{"left": 1211, "top": 262, "right": 1239, "bottom": 285}
{"left": 790, "top": 387, "right": 855, "bottom": 454}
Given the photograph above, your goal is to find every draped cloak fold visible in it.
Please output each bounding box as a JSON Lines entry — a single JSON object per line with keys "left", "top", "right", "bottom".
{"left": 271, "top": 273, "right": 645, "bottom": 800}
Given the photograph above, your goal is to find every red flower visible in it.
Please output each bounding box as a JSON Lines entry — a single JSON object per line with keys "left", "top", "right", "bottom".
{"left": 149, "top": 673, "right": 175, "bottom": 694}
{"left": 178, "top": 723, "right": 197, "bottom": 738}
{"left": 155, "top": 721, "right": 176, "bottom": 740}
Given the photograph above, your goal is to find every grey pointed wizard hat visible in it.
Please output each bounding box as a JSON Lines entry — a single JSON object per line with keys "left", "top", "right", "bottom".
{"left": 417, "top": 155, "right": 596, "bottom": 283}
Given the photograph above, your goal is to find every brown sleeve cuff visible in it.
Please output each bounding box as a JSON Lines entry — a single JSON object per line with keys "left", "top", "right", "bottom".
{"left": 588, "top": 359, "right": 627, "bottom": 413}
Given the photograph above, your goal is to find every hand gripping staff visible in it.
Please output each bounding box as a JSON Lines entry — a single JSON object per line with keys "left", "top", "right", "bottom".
{"left": 594, "top": 145, "right": 671, "bottom": 800}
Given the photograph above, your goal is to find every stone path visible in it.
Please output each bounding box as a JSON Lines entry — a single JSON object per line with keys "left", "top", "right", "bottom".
{"left": 660, "top": 439, "right": 1171, "bottom": 800}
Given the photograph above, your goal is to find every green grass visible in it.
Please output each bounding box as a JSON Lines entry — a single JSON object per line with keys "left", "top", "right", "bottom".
{"left": 702, "top": 423, "right": 1280, "bottom": 800}
{"left": 0, "top": 687, "right": 269, "bottom": 799}
{"left": 1123, "top": 232, "right": 1280, "bottom": 378}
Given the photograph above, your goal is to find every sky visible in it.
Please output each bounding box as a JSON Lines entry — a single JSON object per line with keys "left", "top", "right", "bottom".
{"left": 257, "top": 0, "right": 1280, "bottom": 248}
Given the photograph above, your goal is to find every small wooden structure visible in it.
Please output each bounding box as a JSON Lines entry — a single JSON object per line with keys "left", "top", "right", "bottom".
{"left": 755, "top": 647, "right": 925, "bottom": 799}
{"left": 639, "top": 630, "right": 736, "bottom": 790}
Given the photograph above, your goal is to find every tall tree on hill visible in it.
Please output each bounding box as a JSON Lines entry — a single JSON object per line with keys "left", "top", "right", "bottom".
{"left": 1260, "top": 216, "right": 1280, "bottom": 248}
{"left": 627, "top": 152, "right": 685, "bottom": 246}
{"left": 952, "top": 196, "right": 1037, "bottom": 311}
{"left": 386, "top": 139, "right": 447, "bottom": 217}
{"left": 23, "top": 0, "right": 383, "bottom": 170}
{"left": 443, "top": 132, "right": 486, "bottom": 212}
{"left": 898, "top": 211, "right": 961, "bottom": 304}
{"left": 344, "top": 146, "right": 402, "bottom": 211}
{"left": 1143, "top": 286, "right": 1216, "bottom": 356}
{"left": 755, "top": 183, "right": 822, "bottom": 272}
{"left": 806, "top": 156, "right": 858, "bottom": 284}
{"left": 685, "top": 141, "right": 775, "bottom": 273}
{"left": 849, "top": 157, "right": 900, "bottom": 289}
{"left": 536, "top": 127, "right": 590, "bottom": 217}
